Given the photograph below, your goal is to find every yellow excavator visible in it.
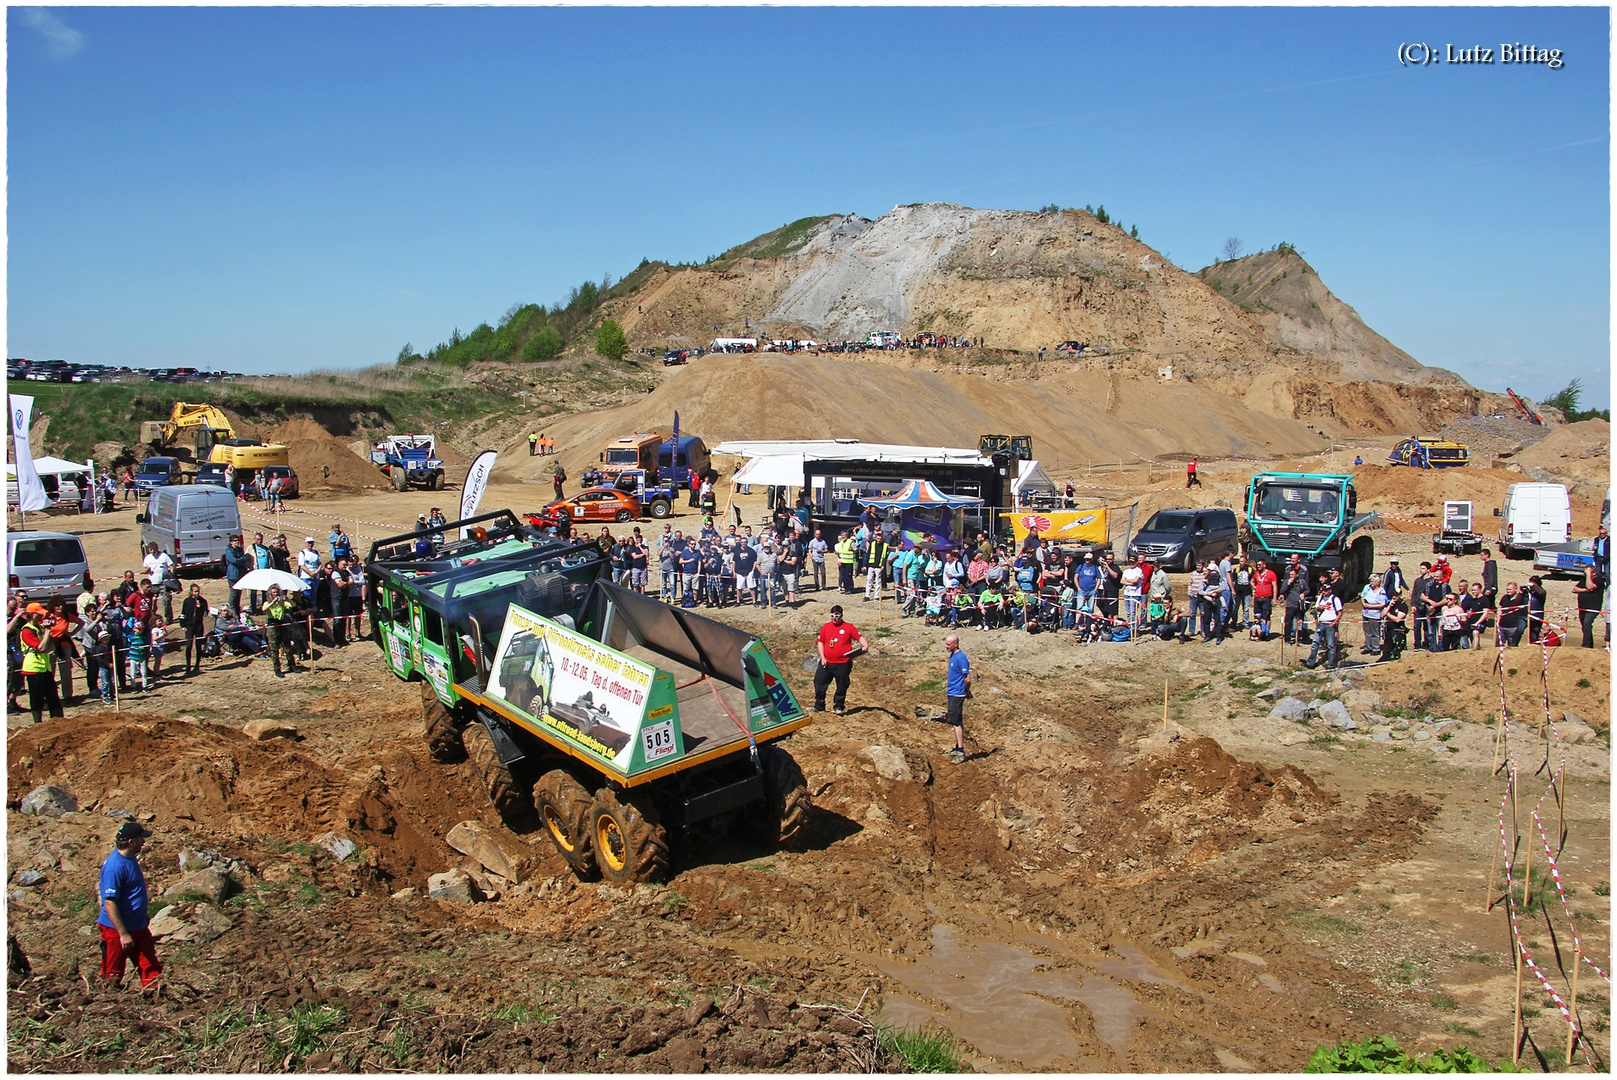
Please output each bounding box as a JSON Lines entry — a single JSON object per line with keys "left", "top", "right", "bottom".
{"left": 143, "top": 403, "right": 290, "bottom": 472}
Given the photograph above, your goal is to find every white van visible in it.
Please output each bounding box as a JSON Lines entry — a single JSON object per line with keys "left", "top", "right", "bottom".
{"left": 139, "top": 486, "right": 242, "bottom": 573}
{"left": 7, "top": 531, "right": 90, "bottom": 599}
{"left": 1495, "top": 482, "right": 1573, "bottom": 558}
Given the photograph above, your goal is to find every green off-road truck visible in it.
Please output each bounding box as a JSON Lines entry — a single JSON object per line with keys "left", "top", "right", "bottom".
{"left": 364, "top": 510, "right": 812, "bottom": 885}
{"left": 1242, "top": 472, "right": 1377, "bottom": 594}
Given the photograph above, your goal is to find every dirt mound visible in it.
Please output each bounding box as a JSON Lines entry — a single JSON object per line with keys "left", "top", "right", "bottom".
{"left": 1507, "top": 418, "right": 1610, "bottom": 485}
{"left": 267, "top": 418, "right": 389, "bottom": 493}
{"left": 1105, "top": 736, "right": 1338, "bottom": 871}
{"left": 8, "top": 711, "right": 463, "bottom": 885}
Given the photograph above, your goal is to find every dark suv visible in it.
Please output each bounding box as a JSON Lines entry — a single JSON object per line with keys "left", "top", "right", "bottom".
{"left": 1127, "top": 507, "right": 1240, "bottom": 571}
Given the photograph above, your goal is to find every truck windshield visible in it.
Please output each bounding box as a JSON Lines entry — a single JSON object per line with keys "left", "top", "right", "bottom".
{"left": 605, "top": 449, "right": 641, "bottom": 465}
{"left": 1253, "top": 484, "right": 1341, "bottom": 524}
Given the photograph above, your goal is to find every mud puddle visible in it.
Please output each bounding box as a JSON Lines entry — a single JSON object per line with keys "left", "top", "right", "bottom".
{"left": 871, "top": 923, "right": 1160, "bottom": 1069}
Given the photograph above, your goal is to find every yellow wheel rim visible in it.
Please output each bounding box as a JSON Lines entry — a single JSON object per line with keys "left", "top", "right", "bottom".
{"left": 596, "top": 815, "right": 628, "bottom": 873}
{"left": 544, "top": 805, "right": 576, "bottom": 853}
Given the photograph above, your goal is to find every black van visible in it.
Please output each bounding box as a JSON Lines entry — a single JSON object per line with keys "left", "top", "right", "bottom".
{"left": 1127, "top": 507, "right": 1240, "bottom": 571}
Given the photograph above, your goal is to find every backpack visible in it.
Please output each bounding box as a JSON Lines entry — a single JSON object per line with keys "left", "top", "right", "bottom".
{"left": 554, "top": 465, "right": 567, "bottom": 482}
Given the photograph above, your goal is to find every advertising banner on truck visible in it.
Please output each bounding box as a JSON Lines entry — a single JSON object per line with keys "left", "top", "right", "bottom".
{"left": 486, "top": 605, "right": 665, "bottom": 772}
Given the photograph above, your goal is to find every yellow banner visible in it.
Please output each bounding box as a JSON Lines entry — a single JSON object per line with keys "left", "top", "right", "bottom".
{"left": 1004, "top": 508, "right": 1108, "bottom": 546}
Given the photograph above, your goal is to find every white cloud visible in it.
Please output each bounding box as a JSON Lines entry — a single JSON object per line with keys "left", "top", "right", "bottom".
{"left": 18, "top": 8, "right": 82, "bottom": 60}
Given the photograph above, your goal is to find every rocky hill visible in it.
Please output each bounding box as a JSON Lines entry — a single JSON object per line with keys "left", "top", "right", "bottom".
{"left": 1194, "top": 248, "right": 1460, "bottom": 386}
{"left": 601, "top": 203, "right": 1502, "bottom": 436}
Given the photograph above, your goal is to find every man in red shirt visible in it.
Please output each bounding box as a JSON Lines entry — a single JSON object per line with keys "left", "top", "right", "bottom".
{"left": 1433, "top": 555, "right": 1453, "bottom": 586}
{"left": 1249, "top": 558, "right": 1279, "bottom": 639}
{"left": 813, "top": 605, "right": 869, "bottom": 716}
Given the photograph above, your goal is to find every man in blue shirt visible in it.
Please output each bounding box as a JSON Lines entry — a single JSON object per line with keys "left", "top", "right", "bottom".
{"left": 943, "top": 633, "right": 972, "bottom": 764}
{"left": 732, "top": 542, "right": 758, "bottom": 606}
{"left": 677, "top": 544, "right": 702, "bottom": 607}
{"left": 97, "top": 822, "right": 162, "bottom": 988}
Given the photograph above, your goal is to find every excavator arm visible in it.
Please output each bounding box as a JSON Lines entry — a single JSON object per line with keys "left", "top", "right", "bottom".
{"left": 160, "top": 403, "right": 237, "bottom": 445}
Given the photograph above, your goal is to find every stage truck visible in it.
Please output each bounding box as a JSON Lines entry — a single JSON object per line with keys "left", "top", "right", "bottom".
{"left": 364, "top": 510, "right": 811, "bottom": 885}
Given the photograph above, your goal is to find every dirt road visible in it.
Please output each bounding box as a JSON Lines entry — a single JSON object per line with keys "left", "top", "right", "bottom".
{"left": 7, "top": 478, "right": 1609, "bottom": 1072}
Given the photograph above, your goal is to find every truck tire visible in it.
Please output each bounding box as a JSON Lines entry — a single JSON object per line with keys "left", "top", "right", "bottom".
{"left": 421, "top": 684, "right": 464, "bottom": 763}
{"left": 742, "top": 744, "right": 811, "bottom": 851}
{"left": 430, "top": 471, "right": 443, "bottom": 491}
{"left": 535, "top": 770, "right": 598, "bottom": 879}
{"left": 392, "top": 467, "right": 409, "bottom": 492}
{"left": 463, "top": 721, "right": 530, "bottom": 826}
{"left": 1347, "top": 536, "right": 1374, "bottom": 595}
{"left": 588, "top": 787, "right": 669, "bottom": 885}
{"left": 649, "top": 499, "right": 672, "bottom": 520}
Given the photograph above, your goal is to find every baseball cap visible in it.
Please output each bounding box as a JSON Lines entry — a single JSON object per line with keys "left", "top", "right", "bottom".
{"left": 115, "top": 821, "right": 151, "bottom": 845}
{"left": 1389, "top": 557, "right": 1399, "bottom": 563}
{"left": 1437, "top": 555, "right": 1448, "bottom": 562}
{"left": 305, "top": 537, "right": 316, "bottom": 544}
{"left": 25, "top": 602, "right": 46, "bottom": 615}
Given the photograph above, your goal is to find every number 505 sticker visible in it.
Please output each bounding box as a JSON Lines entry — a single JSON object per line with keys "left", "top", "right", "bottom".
{"left": 642, "top": 719, "right": 677, "bottom": 762}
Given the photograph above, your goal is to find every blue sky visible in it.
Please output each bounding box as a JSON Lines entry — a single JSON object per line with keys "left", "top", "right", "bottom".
{"left": 8, "top": 6, "right": 1610, "bottom": 407}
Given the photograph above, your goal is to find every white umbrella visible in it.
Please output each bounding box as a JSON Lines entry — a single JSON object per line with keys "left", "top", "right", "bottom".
{"left": 235, "top": 568, "right": 312, "bottom": 593}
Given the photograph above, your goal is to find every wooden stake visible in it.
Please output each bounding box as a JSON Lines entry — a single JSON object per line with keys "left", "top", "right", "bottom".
{"left": 1514, "top": 918, "right": 1525, "bottom": 1065}
{"left": 1566, "top": 949, "right": 1582, "bottom": 1065}
{"left": 1522, "top": 815, "right": 1534, "bottom": 920}
{"left": 1163, "top": 678, "right": 1170, "bottom": 732}
{"left": 1483, "top": 842, "right": 1501, "bottom": 913}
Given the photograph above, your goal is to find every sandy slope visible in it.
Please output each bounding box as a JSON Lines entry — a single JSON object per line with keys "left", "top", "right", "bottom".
{"left": 482, "top": 354, "right": 1333, "bottom": 487}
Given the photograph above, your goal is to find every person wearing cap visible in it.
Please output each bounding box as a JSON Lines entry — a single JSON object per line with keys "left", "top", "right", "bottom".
{"left": 1359, "top": 573, "right": 1387, "bottom": 655}
{"left": 297, "top": 537, "right": 322, "bottom": 583}
{"left": 97, "top": 821, "right": 162, "bottom": 989}
{"left": 813, "top": 605, "right": 867, "bottom": 714}
{"left": 19, "top": 603, "right": 64, "bottom": 724}
{"left": 1433, "top": 554, "right": 1452, "bottom": 586}
{"left": 1379, "top": 587, "right": 1410, "bottom": 662}
{"left": 1383, "top": 557, "right": 1406, "bottom": 595}
{"left": 1301, "top": 582, "right": 1342, "bottom": 669}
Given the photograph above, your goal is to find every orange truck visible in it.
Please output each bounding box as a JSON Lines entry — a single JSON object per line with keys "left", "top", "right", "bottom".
{"left": 599, "top": 432, "right": 662, "bottom": 480}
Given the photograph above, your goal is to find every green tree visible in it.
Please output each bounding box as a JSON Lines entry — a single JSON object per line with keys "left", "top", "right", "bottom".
{"left": 1540, "top": 378, "right": 1609, "bottom": 422}
{"left": 595, "top": 319, "right": 628, "bottom": 360}
{"left": 523, "top": 325, "right": 564, "bottom": 362}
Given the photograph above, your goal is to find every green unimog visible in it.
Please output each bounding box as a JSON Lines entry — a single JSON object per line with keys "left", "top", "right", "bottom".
{"left": 364, "top": 510, "right": 812, "bottom": 885}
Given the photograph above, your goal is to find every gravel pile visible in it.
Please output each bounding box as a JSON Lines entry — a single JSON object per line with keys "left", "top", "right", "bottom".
{"left": 1434, "top": 415, "right": 1549, "bottom": 459}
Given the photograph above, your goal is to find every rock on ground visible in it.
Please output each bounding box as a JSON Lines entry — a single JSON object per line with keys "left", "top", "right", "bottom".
{"left": 1268, "top": 697, "right": 1309, "bottom": 721}
{"left": 856, "top": 745, "right": 912, "bottom": 781}
{"left": 19, "top": 785, "right": 76, "bottom": 817}
{"left": 427, "top": 868, "right": 479, "bottom": 905}
{"left": 243, "top": 719, "right": 299, "bottom": 741}
{"left": 1317, "top": 701, "right": 1355, "bottom": 729}
{"left": 445, "top": 820, "right": 534, "bottom": 883}
{"left": 162, "top": 867, "right": 234, "bottom": 905}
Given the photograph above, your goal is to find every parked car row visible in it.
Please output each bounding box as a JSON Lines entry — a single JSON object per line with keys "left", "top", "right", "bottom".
{"left": 7, "top": 358, "right": 249, "bottom": 384}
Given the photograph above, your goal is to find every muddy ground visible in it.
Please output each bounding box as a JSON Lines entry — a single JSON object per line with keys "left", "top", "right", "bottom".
{"left": 7, "top": 474, "right": 1610, "bottom": 1072}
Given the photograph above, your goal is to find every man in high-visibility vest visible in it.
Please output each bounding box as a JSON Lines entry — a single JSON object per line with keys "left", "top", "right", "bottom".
{"left": 528, "top": 432, "right": 538, "bottom": 456}
{"left": 262, "top": 586, "right": 299, "bottom": 678}
{"left": 834, "top": 531, "right": 858, "bottom": 594}
{"left": 19, "top": 604, "right": 64, "bottom": 724}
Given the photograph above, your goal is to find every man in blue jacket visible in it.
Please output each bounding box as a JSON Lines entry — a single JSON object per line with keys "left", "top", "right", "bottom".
{"left": 223, "top": 535, "right": 252, "bottom": 615}
{"left": 98, "top": 822, "right": 162, "bottom": 988}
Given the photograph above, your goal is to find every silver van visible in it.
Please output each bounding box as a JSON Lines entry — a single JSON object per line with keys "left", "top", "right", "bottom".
{"left": 7, "top": 531, "right": 90, "bottom": 599}
{"left": 138, "top": 486, "right": 242, "bottom": 573}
